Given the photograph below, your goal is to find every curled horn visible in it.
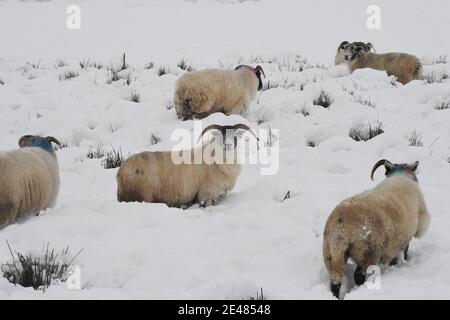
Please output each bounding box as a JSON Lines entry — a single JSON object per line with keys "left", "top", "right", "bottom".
{"left": 232, "top": 124, "right": 259, "bottom": 142}
{"left": 339, "top": 41, "right": 350, "bottom": 49}
{"left": 197, "top": 124, "right": 223, "bottom": 143}
{"left": 18, "top": 135, "right": 34, "bottom": 148}
{"left": 45, "top": 136, "right": 61, "bottom": 147}
{"left": 370, "top": 159, "right": 393, "bottom": 180}
{"left": 255, "top": 65, "right": 266, "bottom": 78}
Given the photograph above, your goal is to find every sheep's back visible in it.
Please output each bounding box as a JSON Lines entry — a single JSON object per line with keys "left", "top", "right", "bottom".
{"left": 175, "top": 69, "right": 228, "bottom": 107}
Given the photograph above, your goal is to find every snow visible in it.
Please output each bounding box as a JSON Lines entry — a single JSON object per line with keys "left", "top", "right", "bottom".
{"left": 0, "top": 0, "right": 450, "bottom": 299}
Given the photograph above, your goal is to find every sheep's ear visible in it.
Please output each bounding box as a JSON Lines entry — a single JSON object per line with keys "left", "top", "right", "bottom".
{"left": 45, "top": 136, "right": 61, "bottom": 147}
{"left": 367, "top": 42, "right": 376, "bottom": 53}
{"left": 408, "top": 161, "right": 419, "bottom": 172}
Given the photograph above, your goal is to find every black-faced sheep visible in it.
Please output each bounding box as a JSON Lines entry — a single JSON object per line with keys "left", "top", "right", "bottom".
{"left": 0, "top": 135, "right": 61, "bottom": 228}
{"left": 174, "top": 65, "right": 265, "bottom": 121}
{"left": 323, "top": 159, "right": 430, "bottom": 299}
{"left": 344, "top": 43, "right": 422, "bottom": 84}
{"left": 335, "top": 41, "right": 373, "bottom": 65}
{"left": 116, "top": 124, "right": 258, "bottom": 207}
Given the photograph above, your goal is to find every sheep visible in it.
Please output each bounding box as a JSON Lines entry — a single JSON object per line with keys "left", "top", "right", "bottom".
{"left": 344, "top": 43, "right": 422, "bottom": 84}
{"left": 174, "top": 65, "right": 266, "bottom": 121}
{"left": 116, "top": 124, "right": 258, "bottom": 207}
{"left": 0, "top": 135, "right": 61, "bottom": 228}
{"left": 322, "top": 159, "right": 430, "bottom": 299}
{"left": 335, "top": 41, "right": 374, "bottom": 65}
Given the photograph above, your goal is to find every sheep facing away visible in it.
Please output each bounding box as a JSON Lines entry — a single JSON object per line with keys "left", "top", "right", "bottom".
{"left": 343, "top": 42, "right": 422, "bottom": 84}
{"left": 335, "top": 41, "right": 374, "bottom": 65}
{"left": 117, "top": 124, "right": 258, "bottom": 207}
{"left": 174, "top": 65, "right": 265, "bottom": 121}
{"left": 0, "top": 135, "right": 61, "bottom": 228}
{"left": 323, "top": 159, "right": 430, "bottom": 299}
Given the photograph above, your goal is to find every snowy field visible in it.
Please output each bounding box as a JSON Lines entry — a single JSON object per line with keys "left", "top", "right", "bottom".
{"left": 0, "top": 0, "right": 450, "bottom": 299}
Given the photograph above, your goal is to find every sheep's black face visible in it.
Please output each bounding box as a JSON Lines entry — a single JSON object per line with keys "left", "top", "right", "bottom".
{"left": 200, "top": 124, "right": 259, "bottom": 152}
{"left": 18, "top": 135, "right": 60, "bottom": 153}
{"left": 209, "top": 127, "right": 239, "bottom": 151}
{"left": 344, "top": 42, "right": 372, "bottom": 62}
{"left": 181, "top": 101, "right": 193, "bottom": 121}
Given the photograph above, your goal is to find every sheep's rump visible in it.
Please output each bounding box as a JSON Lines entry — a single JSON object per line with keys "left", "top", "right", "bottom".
{"left": 0, "top": 149, "right": 59, "bottom": 225}
{"left": 379, "top": 53, "right": 421, "bottom": 80}
{"left": 324, "top": 176, "right": 423, "bottom": 265}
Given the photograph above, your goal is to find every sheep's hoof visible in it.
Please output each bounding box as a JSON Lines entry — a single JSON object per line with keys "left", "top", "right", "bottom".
{"left": 354, "top": 266, "right": 366, "bottom": 285}
{"left": 330, "top": 283, "right": 341, "bottom": 299}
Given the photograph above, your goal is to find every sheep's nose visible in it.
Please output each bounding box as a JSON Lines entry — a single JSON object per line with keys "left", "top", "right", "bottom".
{"left": 344, "top": 55, "right": 350, "bottom": 61}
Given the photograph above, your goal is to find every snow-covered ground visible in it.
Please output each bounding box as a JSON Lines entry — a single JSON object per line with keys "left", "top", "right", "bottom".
{"left": 0, "top": 0, "right": 450, "bottom": 299}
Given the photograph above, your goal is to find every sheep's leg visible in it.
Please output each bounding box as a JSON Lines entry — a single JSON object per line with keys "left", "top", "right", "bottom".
{"left": 329, "top": 254, "right": 346, "bottom": 299}
{"left": 353, "top": 245, "right": 380, "bottom": 286}
{"left": 403, "top": 244, "right": 409, "bottom": 261}
{"left": 199, "top": 199, "right": 212, "bottom": 208}
{"left": 0, "top": 200, "right": 18, "bottom": 228}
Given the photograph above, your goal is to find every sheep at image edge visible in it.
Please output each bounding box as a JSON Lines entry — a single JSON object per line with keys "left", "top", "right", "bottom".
{"left": 323, "top": 159, "right": 430, "bottom": 299}
{"left": 174, "top": 65, "right": 265, "bottom": 121}
{"left": 0, "top": 135, "right": 61, "bottom": 228}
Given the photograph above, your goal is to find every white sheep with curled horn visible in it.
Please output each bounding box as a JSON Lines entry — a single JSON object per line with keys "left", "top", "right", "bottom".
{"left": 116, "top": 124, "right": 259, "bottom": 207}
{"left": 322, "top": 159, "right": 430, "bottom": 299}
{"left": 0, "top": 135, "right": 61, "bottom": 228}
{"left": 343, "top": 43, "right": 422, "bottom": 84}
{"left": 174, "top": 65, "right": 266, "bottom": 121}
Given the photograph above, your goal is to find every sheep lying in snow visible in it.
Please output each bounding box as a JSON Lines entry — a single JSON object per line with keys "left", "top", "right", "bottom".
{"left": 0, "top": 135, "right": 61, "bottom": 228}
{"left": 323, "top": 159, "right": 430, "bottom": 299}
{"left": 343, "top": 42, "right": 422, "bottom": 84}
{"left": 117, "top": 124, "right": 258, "bottom": 207}
{"left": 174, "top": 65, "right": 265, "bottom": 121}
{"left": 335, "top": 41, "right": 373, "bottom": 65}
